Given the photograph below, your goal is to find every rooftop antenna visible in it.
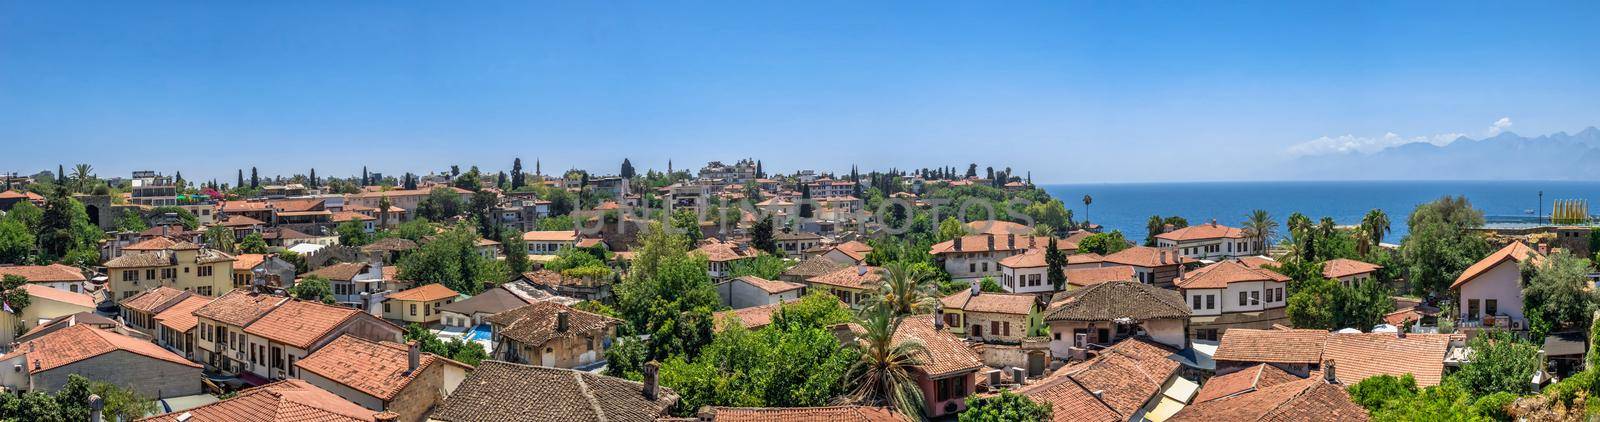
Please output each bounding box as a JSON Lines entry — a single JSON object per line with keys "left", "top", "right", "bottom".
{"left": 1539, "top": 190, "right": 1544, "bottom": 225}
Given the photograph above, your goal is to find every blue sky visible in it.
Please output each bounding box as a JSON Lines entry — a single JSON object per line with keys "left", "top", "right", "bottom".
{"left": 2, "top": 1, "right": 1598, "bottom": 183}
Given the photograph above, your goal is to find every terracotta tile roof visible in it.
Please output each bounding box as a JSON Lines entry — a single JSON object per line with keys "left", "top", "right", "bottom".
{"left": 1169, "top": 377, "right": 1368, "bottom": 422}
{"left": 1065, "top": 265, "right": 1136, "bottom": 287}
{"left": 261, "top": 227, "right": 317, "bottom": 240}
{"left": 104, "top": 252, "right": 174, "bottom": 269}
{"left": 1017, "top": 337, "right": 1180, "bottom": 421}
{"left": 155, "top": 296, "right": 214, "bottom": 333}
{"left": 1451, "top": 241, "right": 1542, "bottom": 289}
{"left": 193, "top": 289, "right": 289, "bottom": 327}
{"left": 0, "top": 263, "right": 86, "bottom": 283}
{"left": 1175, "top": 260, "right": 1290, "bottom": 290}
{"left": 783, "top": 256, "right": 848, "bottom": 279}
{"left": 219, "top": 200, "right": 274, "bottom": 213}
{"left": 484, "top": 302, "right": 620, "bottom": 348}
{"left": 219, "top": 214, "right": 267, "bottom": 227}
{"left": 522, "top": 230, "right": 578, "bottom": 242}
{"left": 349, "top": 186, "right": 471, "bottom": 199}
{"left": 0, "top": 324, "right": 200, "bottom": 373}
{"left": 1044, "top": 281, "right": 1190, "bottom": 322}
{"left": 732, "top": 276, "right": 805, "bottom": 294}
{"left": 1213, "top": 329, "right": 1330, "bottom": 364}
{"left": 998, "top": 250, "right": 1047, "bottom": 268}
{"left": 23, "top": 284, "right": 97, "bottom": 309}
{"left": 1236, "top": 255, "right": 1277, "bottom": 269}
{"left": 387, "top": 283, "right": 458, "bottom": 302}
{"left": 939, "top": 290, "right": 1036, "bottom": 315}
{"left": 835, "top": 240, "right": 874, "bottom": 254}
{"left": 965, "top": 220, "right": 1034, "bottom": 236}
{"left": 1192, "top": 363, "right": 1303, "bottom": 403}
{"left": 437, "top": 286, "right": 534, "bottom": 317}
{"left": 302, "top": 262, "right": 375, "bottom": 282}
{"left": 807, "top": 265, "right": 884, "bottom": 290}
{"left": 891, "top": 317, "right": 983, "bottom": 378}
{"left": 519, "top": 269, "right": 596, "bottom": 288}
{"left": 1322, "top": 333, "right": 1452, "bottom": 387}
{"left": 695, "top": 240, "right": 755, "bottom": 262}
{"left": 124, "top": 236, "right": 181, "bottom": 251}
{"left": 233, "top": 253, "right": 267, "bottom": 271}
{"left": 714, "top": 300, "right": 796, "bottom": 331}
{"left": 1100, "top": 246, "right": 1195, "bottom": 268}
{"left": 773, "top": 231, "right": 822, "bottom": 241}
{"left": 360, "top": 237, "right": 418, "bottom": 253}
{"left": 244, "top": 300, "right": 365, "bottom": 350}
{"left": 575, "top": 238, "right": 606, "bottom": 249}
{"left": 141, "top": 379, "right": 378, "bottom": 422}
{"left": 431, "top": 360, "right": 677, "bottom": 422}
{"left": 704, "top": 406, "right": 904, "bottom": 421}
{"left": 1067, "top": 253, "right": 1105, "bottom": 265}
{"left": 330, "top": 211, "right": 375, "bottom": 222}
{"left": 1322, "top": 258, "right": 1382, "bottom": 279}
{"left": 296, "top": 335, "right": 466, "bottom": 401}
{"left": 119, "top": 286, "right": 193, "bottom": 313}
{"left": 1154, "top": 222, "right": 1248, "bottom": 241}
{"left": 929, "top": 235, "right": 1073, "bottom": 255}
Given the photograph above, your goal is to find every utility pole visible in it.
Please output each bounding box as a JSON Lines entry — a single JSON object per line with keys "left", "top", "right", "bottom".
{"left": 1538, "top": 190, "right": 1544, "bottom": 224}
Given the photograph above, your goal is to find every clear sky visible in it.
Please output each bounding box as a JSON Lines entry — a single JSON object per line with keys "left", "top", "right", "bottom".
{"left": 2, "top": 1, "right": 1598, "bottom": 183}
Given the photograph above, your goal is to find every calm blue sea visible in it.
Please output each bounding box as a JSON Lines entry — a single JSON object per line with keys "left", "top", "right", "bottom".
{"left": 1042, "top": 181, "right": 1600, "bottom": 241}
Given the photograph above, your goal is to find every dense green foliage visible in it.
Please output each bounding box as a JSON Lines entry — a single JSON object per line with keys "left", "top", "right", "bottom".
{"left": 609, "top": 223, "right": 720, "bottom": 377}
{"left": 659, "top": 322, "right": 858, "bottom": 414}
{"left": 1076, "top": 230, "right": 1131, "bottom": 255}
{"left": 403, "top": 324, "right": 489, "bottom": 366}
{"left": 0, "top": 374, "right": 155, "bottom": 422}
{"left": 1399, "top": 196, "right": 1490, "bottom": 296}
{"left": 1520, "top": 251, "right": 1598, "bottom": 339}
{"left": 288, "top": 275, "right": 335, "bottom": 304}
{"left": 397, "top": 224, "right": 507, "bottom": 295}
{"left": 727, "top": 254, "right": 792, "bottom": 280}
{"left": 961, "top": 390, "right": 1053, "bottom": 422}
{"left": 1451, "top": 331, "right": 1541, "bottom": 398}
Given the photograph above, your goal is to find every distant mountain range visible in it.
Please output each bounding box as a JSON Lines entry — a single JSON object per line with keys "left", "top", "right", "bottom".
{"left": 1285, "top": 127, "right": 1600, "bottom": 180}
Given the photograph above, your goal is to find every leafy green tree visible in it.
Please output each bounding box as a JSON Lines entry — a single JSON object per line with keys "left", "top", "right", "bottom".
{"left": 503, "top": 229, "right": 529, "bottom": 274}
{"left": 961, "top": 390, "right": 1053, "bottom": 422}
{"left": 1283, "top": 260, "right": 1393, "bottom": 330}
{"left": 238, "top": 232, "right": 269, "bottom": 254}
{"left": 1347, "top": 374, "right": 1418, "bottom": 412}
{"left": 771, "top": 291, "right": 854, "bottom": 331}
{"left": 37, "top": 190, "right": 102, "bottom": 262}
{"left": 1369, "top": 382, "right": 1489, "bottom": 422}
{"left": 149, "top": 206, "right": 198, "bottom": 230}
{"left": 750, "top": 215, "right": 777, "bottom": 255}
{"left": 390, "top": 219, "right": 435, "bottom": 242}
{"left": 55, "top": 374, "right": 157, "bottom": 422}
{"left": 1400, "top": 196, "right": 1490, "bottom": 296}
{"left": 416, "top": 187, "right": 465, "bottom": 221}
{"left": 289, "top": 275, "right": 336, "bottom": 304}
{"left": 979, "top": 277, "right": 1004, "bottom": 293}
{"left": 727, "top": 255, "right": 792, "bottom": 280}
{"left": 536, "top": 215, "right": 574, "bottom": 231}
{"left": 1450, "top": 330, "right": 1541, "bottom": 398}
{"left": 613, "top": 223, "right": 720, "bottom": 371}
{"left": 1045, "top": 237, "right": 1066, "bottom": 290}
{"left": 13, "top": 391, "right": 65, "bottom": 422}
{"left": 114, "top": 209, "right": 147, "bottom": 233}
{"left": 1243, "top": 209, "right": 1278, "bottom": 252}
{"left": 936, "top": 216, "right": 968, "bottom": 243}
{"left": 1521, "top": 251, "right": 1598, "bottom": 339}
{"left": 1022, "top": 200, "right": 1072, "bottom": 234}
{"left": 335, "top": 220, "right": 373, "bottom": 247}
{"left": 403, "top": 323, "right": 489, "bottom": 366}
{"left": 204, "top": 225, "right": 236, "bottom": 253}
{"left": 1076, "top": 230, "right": 1131, "bottom": 255}
{"left": 669, "top": 210, "right": 703, "bottom": 241}
{"left": 0, "top": 218, "right": 34, "bottom": 264}
{"left": 659, "top": 322, "right": 859, "bottom": 415}
{"left": 397, "top": 224, "right": 504, "bottom": 295}
{"left": 865, "top": 261, "right": 940, "bottom": 317}
{"left": 6, "top": 201, "right": 43, "bottom": 233}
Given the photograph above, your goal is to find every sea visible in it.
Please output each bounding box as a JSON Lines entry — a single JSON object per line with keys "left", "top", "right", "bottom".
{"left": 1041, "top": 180, "right": 1600, "bottom": 241}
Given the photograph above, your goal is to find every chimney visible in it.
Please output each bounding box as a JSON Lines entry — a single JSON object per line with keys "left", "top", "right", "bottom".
{"left": 1011, "top": 367, "right": 1027, "bottom": 385}
{"left": 986, "top": 234, "right": 995, "bottom": 250}
{"left": 934, "top": 308, "right": 945, "bottom": 330}
{"left": 374, "top": 411, "right": 399, "bottom": 422}
{"left": 1159, "top": 249, "right": 1167, "bottom": 265}
{"left": 1397, "top": 325, "right": 1406, "bottom": 339}
{"left": 987, "top": 369, "right": 1002, "bottom": 386}
{"left": 1324, "top": 360, "right": 1338, "bottom": 384}
{"left": 557, "top": 310, "right": 570, "bottom": 332}
{"left": 643, "top": 361, "right": 661, "bottom": 401}
{"left": 1007, "top": 234, "right": 1015, "bottom": 250}
{"left": 88, "top": 394, "right": 103, "bottom": 422}
{"left": 407, "top": 341, "right": 420, "bottom": 374}
{"left": 161, "top": 225, "right": 169, "bottom": 237}
{"left": 970, "top": 279, "right": 981, "bottom": 296}
{"left": 1091, "top": 390, "right": 1105, "bottom": 400}
{"left": 857, "top": 264, "right": 868, "bottom": 277}
{"left": 954, "top": 236, "right": 963, "bottom": 251}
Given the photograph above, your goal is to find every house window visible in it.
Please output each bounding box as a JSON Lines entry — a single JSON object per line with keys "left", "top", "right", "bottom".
{"left": 1250, "top": 290, "right": 1260, "bottom": 306}
{"left": 199, "top": 266, "right": 213, "bottom": 277}
{"left": 1485, "top": 299, "right": 1498, "bottom": 317}
{"left": 1195, "top": 328, "right": 1219, "bottom": 341}
{"left": 123, "top": 271, "right": 136, "bottom": 281}
{"left": 162, "top": 268, "right": 177, "bottom": 279}
{"left": 1467, "top": 299, "right": 1480, "bottom": 319}
{"left": 969, "top": 263, "right": 976, "bottom": 273}
{"left": 1206, "top": 295, "right": 1215, "bottom": 310}
{"left": 990, "top": 321, "right": 999, "bottom": 336}
{"left": 146, "top": 269, "right": 156, "bottom": 280}
{"left": 1192, "top": 295, "right": 1202, "bottom": 310}
{"left": 410, "top": 303, "right": 417, "bottom": 316}
{"left": 1003, "top": 321, "right": 1011, "bottom": 337}
{"left": 384, "top": 303, "right": 391, "bottom": 313}
{"left": 197, "top": 286, "right": 212, "bottom": 296}
{"left": 1239, "top": 292, "right": 1248, "bottom": 306}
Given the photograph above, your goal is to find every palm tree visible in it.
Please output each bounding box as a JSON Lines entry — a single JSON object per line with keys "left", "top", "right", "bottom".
{"left": 843, "top": 306, "right": 926, "bottom": 420}
{"left": 70, "top": 164, "right": 93, "bottom": 194}
{"left": 1081, "top": 194, "right": 1093, "bottom": 224}
{"left": 866, "top": 261, "right": 940, "bottom": 317}
{"left": 1353, "top": 227, "right": 1373, "bottom": 256}
{"left": 1361, "top": 209, "right": 1390, "bottom": 248}
{"left": 1145, "top": 215, "right": 1166, "bottom": 246}
{"left": 1242, "top": 209, "right": 1277, "bottom": 253}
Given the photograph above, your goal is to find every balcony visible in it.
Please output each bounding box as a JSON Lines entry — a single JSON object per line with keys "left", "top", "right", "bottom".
{"left": 1456, "top": 314, "right": 1526, "bottom": 331}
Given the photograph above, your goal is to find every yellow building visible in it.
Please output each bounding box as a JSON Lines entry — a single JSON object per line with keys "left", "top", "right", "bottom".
{"left": 104, "top": 241, "right": 236, "bottom": 301}
{"left": 0, "top": 284, "right": 99, "bottom": 344}
{"left": 382, "top": 283, "right": 460, "bottom": 325}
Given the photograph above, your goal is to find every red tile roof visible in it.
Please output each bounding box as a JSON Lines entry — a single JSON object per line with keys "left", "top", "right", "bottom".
{"left": 1100, "top": 246, "right": 1194, "bottom": 268}
{"left": 386, "top": 283, "right": 459, "bottom": 302}
{"left": 1321, "top": 333, "right": 1452, "bottom": 387}
{"left": 1065, "top": 265, "right": 1136, "bottom": 287}
{"left": 1192, "top": 363, "right": 1303, "bottom": 403}
{"left": 1322, "top": 258, "right": 1382, "bottom": 279}
{"left": 244, "top": 300, "right": 366, "bottom": 350}
{"left": 141, "top": 379, "right": 377, "bottom": 422}
{"left": 965, "top": 220, "right": 1034, "bottom": 236}
{"left": 1451, "top": 241, "right": 1541, "bottom": 289}
{"left": 296, "top": 335, "right": 466, "bottom": 401}
{"left": 1170, "top": 378, "right": 1368, "bottom": 422}
{"left": 484, "top": 302, "right": 620, "bottom": 348}
{"left": 929, "top": 235, "right": 1074, "bottom": 255}
{"left": 23, "top": 284, "right": 97, "bottom": 309}
{"left": 1, "top": 324, "right": 200, "bottom": 373}
{"left": 695, "top": 239, "right": 755, "bottom": 262}
{"left": 1018, "top": 337, "right": 1180, "bottom": 421}
{"left": 891, "top": 317, "right": 983, "bottom": 378}
{"left": 233, "top": 253, "right": 268, "bottom": 271}
{"left": 155, "top": 296, "right": 214, "bottom": 333}
{"left": 1154, "top": 222, "right": 1248, "bottom": 241}
{"left": 119, "top": 286, "right": 193, "bottom": 313}
{"left": 807, "top": 265, "right": 884, "bottom": 290}
{"left": 731, "top": 276, "right": 805, "bottom": 294}
{"left": 522, "top": 230, "right": 578, "bottom": 242}
{"left": 1175, "top": 260, "right": 1290, "bottom": 290}
{"left": 194, "top": 289, "right": 290, "bottom": 327}
{"left": 939, "top": 290, "right": 1036, "bottom": 315}
{"left": 0, "top": 263, "right": 86, "bottom": 283}
{"left": 1213, "top": 329, "right": 1330, "bottom": 364}
{"left": 124, "top": 236, "right": 181, "bottom": 251}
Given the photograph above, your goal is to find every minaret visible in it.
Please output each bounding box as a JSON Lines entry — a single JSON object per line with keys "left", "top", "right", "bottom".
{"left": 535, "top": 158, "right": 541, "bottom": 177}
{"left": 668, "top": 159, "right": 673, "bottom": 175}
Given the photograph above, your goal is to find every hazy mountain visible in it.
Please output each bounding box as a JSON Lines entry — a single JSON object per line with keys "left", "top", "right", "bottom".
{"left": 1286, "top": 127, "right": 1600, "bottom": 180}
